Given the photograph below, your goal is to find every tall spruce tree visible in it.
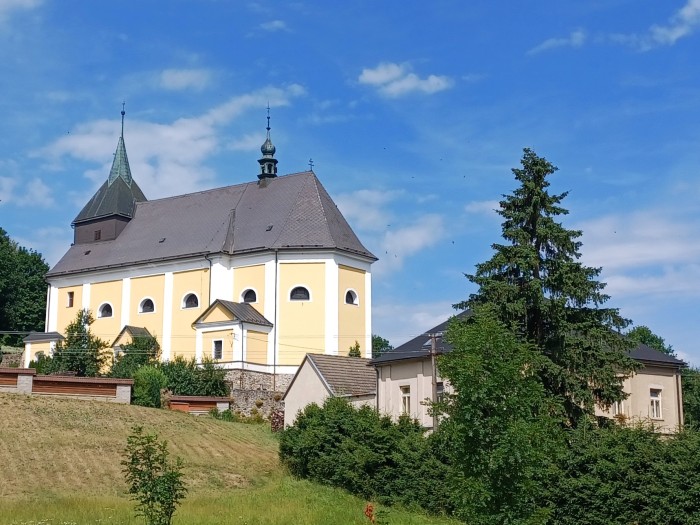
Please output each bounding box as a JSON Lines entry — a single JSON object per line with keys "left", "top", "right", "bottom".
{"left": 460, "top": 148, "right": 637, "bottom": 424}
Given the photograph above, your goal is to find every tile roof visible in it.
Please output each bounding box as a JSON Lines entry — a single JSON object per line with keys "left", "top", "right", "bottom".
{"left": 73, "top": 136, "right": 147, "bottom": 225}
{"left": 372, "top": 311, "right": 471, "bottom": 364}
{"left": 23, "top": 331, "right": 65, "bottom": 343}
{"left": 115, "top": 325, "right": 153, "bottom": 341}
{"left": 306, "top": 354, "right": 376, "bottom": 396}
{"left": 216, "top": 300, "right": 273, "bottom": 327}
{"left": 49, "top": 171, "right": 375, "bottom": 277}
{"left": 629, "top": 343, "right": 685, "bottom": 367}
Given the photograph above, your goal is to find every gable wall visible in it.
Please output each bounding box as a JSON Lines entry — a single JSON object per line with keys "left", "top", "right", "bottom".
{"left": 283, "top": 359, "right": 329, "bottom": 427}
{"left": 337, "top": 265, "right": 366, "bottom": 356}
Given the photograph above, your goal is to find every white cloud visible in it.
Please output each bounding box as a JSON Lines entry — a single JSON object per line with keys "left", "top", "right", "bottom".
{"left": 372, "top": 300, "right": 455, "bottom": 347}
{"left": 358, "top": 62, "right": 453, "bottom": 98}
{"left": 15, "top": 227, "right": 71, "bottom": 267}
{"left": 17, "top": 178, "right": 53, "bottom": 207}
{"left": 0, "top": 176, "right": 18, "bottom": 204}
{"left": 159, "top": 68, "right": 213, "bottom": 91}
{"left": 0, "top": 0, "right": 41, "bottom": 24}
{"left": 374, "top": 214, "right": 445, "bottom": 275}
{"left": 260, "top": 20, "right": 289, "bottom": 32}
{"left": 528, "top": 29, "right": 586, "bottom": 55}
{"left": 39, "top": 85, "right": 305, "bottom": 200}
{"left": 611, "top": 0, "right": 700, "bottom": 50}
{"left": 464, "top": 199, "right": 500, "bottom": 216}
{"left": 335, "top": 189, "right": 403, "bottom": 232}
{"left": 230, "top": 133, "right": 266, "bottom": 151}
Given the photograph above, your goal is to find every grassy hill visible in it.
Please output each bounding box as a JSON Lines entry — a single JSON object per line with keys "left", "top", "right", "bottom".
{"left": 0, "top": 394, "right": 457, "bottom": 525}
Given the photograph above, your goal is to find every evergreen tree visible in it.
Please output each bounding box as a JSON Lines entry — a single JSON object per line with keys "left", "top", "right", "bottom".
{"left": 460, "top": 148, "right": 637, "bottom": 424}
{"left": 348, "top": 340, "right": 361, "bottom": 357}
{"left": 51, "top": 309, "right": 110, "bottom": 376}
{"left": 626, "top": 325, "right": 675, "bottom": 356}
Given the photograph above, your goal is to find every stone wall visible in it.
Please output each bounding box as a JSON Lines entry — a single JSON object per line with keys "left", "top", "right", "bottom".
{"left": 225, "top": 369, "right": 294, "bottom": 393}
{"left": 228, "top": 388, "right": 284, "bottom": 419}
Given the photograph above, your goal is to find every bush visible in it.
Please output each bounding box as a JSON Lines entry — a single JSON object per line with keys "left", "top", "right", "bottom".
{"left": 122, "top": 425, "right": 187, "bottom": 525}
{"left": 159, "top": 356, "right": 228, "bottom": 396}
{"left": 110, "top": 336, "right": 160, "bottom": 379}
{"left": 133, "top": 366, "right": 168, "bottom": 408}
{"left": 279, "top": 397, "right": 451, "bottom": 512}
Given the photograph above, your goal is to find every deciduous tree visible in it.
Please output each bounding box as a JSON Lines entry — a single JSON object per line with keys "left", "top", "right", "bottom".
{"left": 372, "top": 334, "right": 393, "bottom": 359}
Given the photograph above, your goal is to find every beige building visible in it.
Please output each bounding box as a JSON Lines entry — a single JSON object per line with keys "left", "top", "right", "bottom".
{"left": 283, "top": 354, "right": 376, "bottom": 427}
{"left": 25, "top": 111, "right": 376, "bottom": 376}
{"left": 374, "top": 314, "right": 686, "bottom": 433}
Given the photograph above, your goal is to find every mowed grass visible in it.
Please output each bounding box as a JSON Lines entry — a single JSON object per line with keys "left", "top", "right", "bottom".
{"left": 0, "top": 394, "right": 458, "bottom": 525}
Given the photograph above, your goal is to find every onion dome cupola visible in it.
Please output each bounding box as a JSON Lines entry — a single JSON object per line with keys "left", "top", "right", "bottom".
{"left": 257, "top": 106, "right": 278, "bottom": 180}
{"left": 71, "top": 105, "right": 147, "bottom": 245}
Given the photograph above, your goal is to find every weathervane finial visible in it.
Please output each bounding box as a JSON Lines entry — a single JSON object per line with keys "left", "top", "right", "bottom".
{"left": 121, "top": 101, "right": 126, "bottom": 138}
{"left": 266, "top": 102, "right": 271, "bottom": 135}
{"left": 309, "top": 158, "right": 314, "bottom": 171}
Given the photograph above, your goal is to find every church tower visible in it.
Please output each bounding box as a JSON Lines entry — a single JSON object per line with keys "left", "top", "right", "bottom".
{"left": 72, "top": 106, "right": 147, "bottom": 244}
{"left": 257, "top": 106, "right": 278, "bottom": 179}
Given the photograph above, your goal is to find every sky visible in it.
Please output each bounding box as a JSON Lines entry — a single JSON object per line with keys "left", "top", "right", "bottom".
{"left": 1, "top": 1, "right": 699, "bottom": 363}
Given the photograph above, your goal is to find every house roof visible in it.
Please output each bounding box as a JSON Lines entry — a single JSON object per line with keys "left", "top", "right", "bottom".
{"left": 49, "top": 171, "right": 375, "bottom": 277}
{"left": 23, "top": 331, "right": 65, "bottom": 343}
{"left": 193, "top": 299, "right": 273, "bottom": 327}
{"left": 73, "top": 136, "right": 147, "bottom": 225}
{"left": 114, "top": 325, "right": 153, "bottom": 343}
{"left": 303, "top": 354, "right": 376, "bottom": 397}
{"left": 629, "top": 343, "right": 685, "bottom": 367}
{"left": 372, "top": 311, "right": 470, "bottom": 365}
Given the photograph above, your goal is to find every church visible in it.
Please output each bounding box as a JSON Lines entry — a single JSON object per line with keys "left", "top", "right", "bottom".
{"left": 24, "top": 109, "right": 376, "bottom": 377}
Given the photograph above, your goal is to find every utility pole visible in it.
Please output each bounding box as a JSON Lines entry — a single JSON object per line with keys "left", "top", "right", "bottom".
{"left": 429, "top": 332, "right": 439, "bottom": 431}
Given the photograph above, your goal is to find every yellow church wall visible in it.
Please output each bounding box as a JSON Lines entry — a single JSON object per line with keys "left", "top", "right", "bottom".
{"left": 56, "top": 285, "right": 83, "bottom": 334}
{"left": 171, "top": 269, "right": 209, "bottom": 359}
{"left": 277, "top": 262, "right": 325, "bottom": 365}
{"left": 246, "top": 330, "right": 268, "bottom": 365}
{"left": 338, "top": 265, "right": 366, "bottom": 356}
{"left": 25, "top": 340, "right": 53, "bottom": 364}
{"left": 90, "top": 280, "right": 122, "bottom": 344}
{"left": 233, "top": 264, "right": 265, "bottom": 314}
{"left": 203, "top": 329, "right": 234, "bottom": 363}
{"left": 130, "top": 275, "right": 165, "bottom": 343}
{"left": 203, "top": 304, "right": 234, "bottom": 323}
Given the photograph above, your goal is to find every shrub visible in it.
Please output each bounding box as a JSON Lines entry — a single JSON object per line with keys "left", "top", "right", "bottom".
{"left": 159, "top": 356, "right": 228, "bottom": 396}
{"left": 133, "top": 366, "right": 168, "bottom": 408}
{"left": 122, "top": 425, "right": 187, "bottom": 525}
{"left": 110, "top": 336, "right": 160, "bottom": 379}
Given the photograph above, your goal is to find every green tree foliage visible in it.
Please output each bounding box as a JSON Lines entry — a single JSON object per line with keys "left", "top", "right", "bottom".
{"left": 133, "top": 366, "right": 168, "bottom": 408}
{"left": 159, "top": 356, "right": 228, "bottom": 397}
{"left": 372, "top": 334, "right": 393, "bottom": 359}
{"left": 0, "top": 228, "right": 49, "bottom": 346}
{"left": 460, "top": 148, "right": 637, "bottom": 424}
{"left": 348, "top": 340, "right": 361, "bottom": 357}
{"left": 110, "top": 335, "right": 161, "bottom": 378}
{"left": 438, "top": 308, "right": 564, "bottom": 524}
{"left": 626, "top": 325, "right": 675, "bottom": 356}
{"left": 682, "top": 367, "right": 700, "bottom": 427}
{"left": 33, "top": 309, "right": 109, "bottom": 376}
{"left": 122, "top": 425, "right": 187, "bottom": 525}
{"left": 279, "top": 397, "right": 452, "bottom": 514}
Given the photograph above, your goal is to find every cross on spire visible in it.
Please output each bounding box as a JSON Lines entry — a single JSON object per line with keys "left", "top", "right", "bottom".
{"left": 308, "top": 158, "right": 314, "bottom": 171}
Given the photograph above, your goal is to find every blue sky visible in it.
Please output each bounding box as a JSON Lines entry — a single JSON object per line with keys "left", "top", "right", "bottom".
{"left": 1, "top": 1, "right": 699, "bottom": 363}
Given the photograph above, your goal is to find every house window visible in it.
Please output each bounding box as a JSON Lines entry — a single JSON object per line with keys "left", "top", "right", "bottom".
{"left": 67, "top": 291, "right": 74, "bottom": 308}
{"left": 345, "top": 290, "right": 358, "bottom": 305}
{"left": 650, "top": 389, "right": 662, "bottom": 419}
{"left": 242, "top": 289, "right": 257, "bottom": 303}
{"left": 612, "top": 401, "right": 624, "bottom": 417}
{"left": 139, "top": 298, "right": 155, "bottom": 313}
{"left": 290, "top": 286, "right": 310, "bottom": 301}
{"left": 436, "top": 382, "right": 445, "bottom": 404}
{"left": 213, "top": 340, "right": 223, "bottom": 360}
{"left": 400, "top": 386, "right": 411, "bottom": 415}
{"left": 94, "top": 230, "right": 101, "bottom": 241}
{"left": 183, "top": 293, "right": 199, "bottom": 309}
{"left": 98, "top": 303, "right": 113, "bottom": 318}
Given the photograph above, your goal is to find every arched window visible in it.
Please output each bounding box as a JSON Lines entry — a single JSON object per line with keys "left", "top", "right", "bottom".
{"left": 345, "top": 290, "right": 358, "bottom": 305}
{"left": 290, "top": 286, "right": 310, "bottom": 301}
{"left": 139, "top": 298, "right": 155, "bottom": 313}
{"left": 98, "top": 303, "right": 113, "bottom": 318}
{"left": 242, "top": 289, "right": 257, "bottom": 303}
{"left": 183, "top": 293, "right": 199, "bottom": 309}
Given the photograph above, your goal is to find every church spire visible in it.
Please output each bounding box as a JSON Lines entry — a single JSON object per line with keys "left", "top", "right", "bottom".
{"left": 109, "top": 104, "right": 133, "bottom": 187}
{"left": 258, "top": 104, "right": 278, "bottom": 180}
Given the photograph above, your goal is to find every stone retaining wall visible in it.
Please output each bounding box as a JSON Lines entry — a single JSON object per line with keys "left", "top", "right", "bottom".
{"left": 225, "top": 369, "right": 294, "bottom": 393}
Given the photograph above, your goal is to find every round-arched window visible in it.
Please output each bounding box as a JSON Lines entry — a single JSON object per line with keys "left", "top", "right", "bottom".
{"left": 242, "top": 289, "right": 257, "bottom": 303}
{"left": 98, "top": 303, "right": 113, "bottom": 318}
{"left": 183, "top": 293, "right": 199, "bottom": 309}
{"left": 139, "top": 298, "right": 155, "bottom": 313}
{"left": 290, "top": 286, "right": 310, "bottom": 301}
{"left": 345, "top": 290, "right": 358, "bottom": 305}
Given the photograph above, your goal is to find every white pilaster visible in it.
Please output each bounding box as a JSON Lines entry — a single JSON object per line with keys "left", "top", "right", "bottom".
{"left": 325, "top": 259, "right": 339, "bottom": 355}
{"left": 162, "top": 272, "right": 173, "bottom": 361}
{"left": 364, "top": 270, "right": 372, "bottom": 358}
{"left": 23, "top": 343, "right": 31, "bottom": 368}
{"left": 47, "top": 285, "right": 59, "bottom": 332}
{"left": 121, "top": 277, "right": 131, "bottom": 328}
{"left": 82, "top": 282, "right": 91, "bottom": 311}
{"left": 209, "top": 259, "right": 233, "bottom": 302}
{"left": 195, "top": 330, "right": 203, "bottom": 363}
{"left": 233, "top": 325, "right": 243, "bottom": 362}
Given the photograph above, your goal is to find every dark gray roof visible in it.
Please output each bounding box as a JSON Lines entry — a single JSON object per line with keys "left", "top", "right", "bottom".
{"left": 73, "top": 136, "right": 147, "bottom": 225}
{"left": 23, "top": 331, "right": 65, "bottom": 343}
{"left": 115, "top": 325, "right": 153, "bottom": 342}
{"left": 49, "top": 171, "right": 375, "bottom": 277}
{"left": 306, "top": 354, "right": 375, "bottom": 396}
{"left": 372, "top": 311, "right": 470, "bottom": 365}
{"left": 193, "top": 299, "right": 273, "bottom": 327}
{"left": 629, "top": 343, "right": 685, "bottom": 367}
